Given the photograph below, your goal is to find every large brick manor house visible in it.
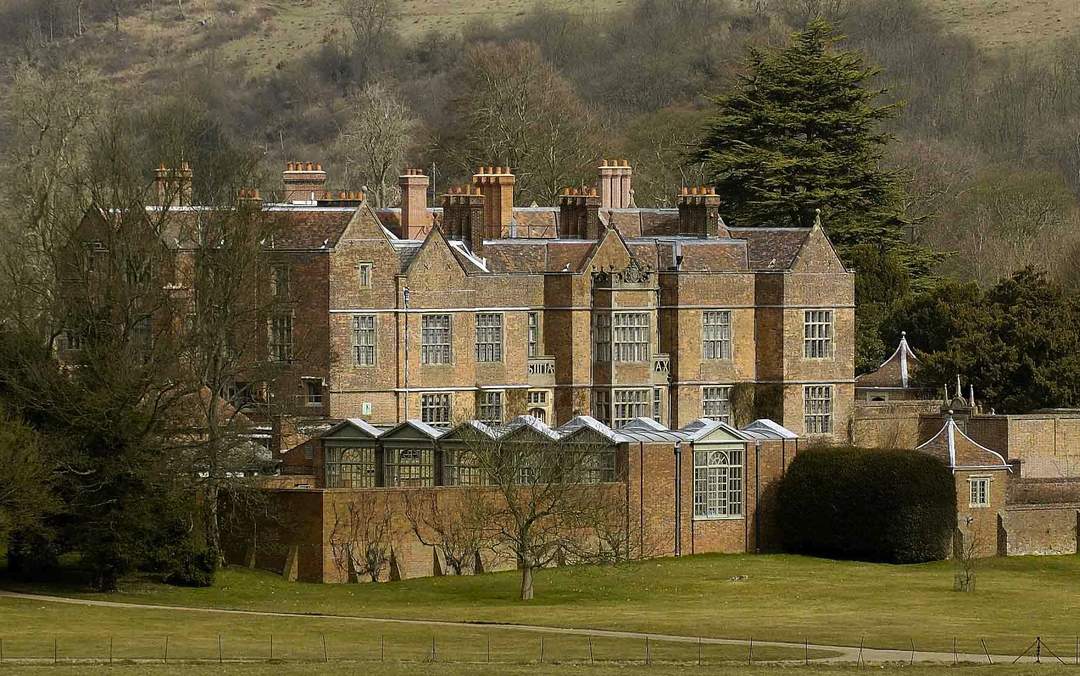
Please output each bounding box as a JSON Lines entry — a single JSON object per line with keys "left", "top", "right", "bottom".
{"left": 156, "top": 160, "right": 854, "bottom": 442}
{"left": 135, "top": 159, "right": 863, "bottom": 581}
{"left": 64, "top": 160, "right": 1080, "bottom": 581}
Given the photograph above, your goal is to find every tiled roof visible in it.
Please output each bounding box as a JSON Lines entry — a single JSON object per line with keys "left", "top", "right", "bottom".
{"left": 606, "top": 209, "right": 683, "bottom": 238}
{"left": 513, "top": 208, "right": 558, "bottom": 238}
{"left": 857, "top": 333, "right": 922, "bottom": 389}
{"left": 545, "top": 241, "right": 595, "bottom": 273}
{"left": 650, "top": 239, "right": 749, "bottom": 272}
{"left": 482, "top": 241, "right": 549, "bottom": 274}
{"left": 262, "top": 208, "right": 356, "bottom": 249}
{"left": 917, "top": 416, "right": 1010, "bottom": 470}
{"left": 727, "top": 227, "right": 810, "bottom": 270}
{"left": 153, "top": 204, "right": 823, "bottom": 274}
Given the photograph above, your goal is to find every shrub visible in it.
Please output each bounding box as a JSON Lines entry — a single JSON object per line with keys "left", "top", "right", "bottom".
{"left": 777, "top": 446, "right": 956, "bottom": 563}
{"left": 164, "top": 544, "right": 218, "bottom": 587}
{"left": 5, "top": 528, "right": 60, "bottom": 580}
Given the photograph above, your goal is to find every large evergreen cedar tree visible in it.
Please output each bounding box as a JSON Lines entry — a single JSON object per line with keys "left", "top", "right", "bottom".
{"left": 891, "top": 269, "right": 1080, "bottom": 413}
{"left": 777, "top": 447, "right": 956, "bottom": 564}
{"left": 695, "top": 20, "right": 940, "bottom": 371}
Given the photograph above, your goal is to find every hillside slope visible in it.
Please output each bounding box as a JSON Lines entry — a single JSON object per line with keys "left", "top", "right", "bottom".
{"left": 18, "top": 0, "right": 1077, "bottom": 89}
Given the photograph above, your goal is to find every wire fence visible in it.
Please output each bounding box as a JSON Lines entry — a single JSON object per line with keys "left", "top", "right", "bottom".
{"left": 1, "top": 632, "right": 1080, "bottom": 667}
{"left": 0, "top": 631, "right": 810, "bottom": 667}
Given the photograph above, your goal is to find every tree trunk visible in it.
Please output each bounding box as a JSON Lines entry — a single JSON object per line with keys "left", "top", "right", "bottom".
{"left": 519, "top": 564, "right": 534, "bottom": 600}
{"left": 205, "top": 482, "right": 223, "bottom": 565}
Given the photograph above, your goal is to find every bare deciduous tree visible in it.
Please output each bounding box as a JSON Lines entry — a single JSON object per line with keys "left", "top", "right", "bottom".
{"left": 329, "top": 492, "right": 397, "bottom": 582}
{"left": 459, "top": 423, "right": 615, "bottom": 600}
{"left": 953, "top": 516, "right": 978, "bottom": 592}
{"left": 335, "top": 82, "right": 417, "bottom": 207}
{"left": 442, "top": 41, "right": 600, "bottom": 205}
{"left": 403, "top": 488, "right": 489, "bottom": 576}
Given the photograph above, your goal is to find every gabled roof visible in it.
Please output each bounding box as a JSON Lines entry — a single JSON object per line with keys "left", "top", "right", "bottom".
{"left": 680, "top": 418, "right": 751, "bottom": 442}
{"left": 403, "top": 225, "right": 471, "bottom": 278}
{"left": 788, "top": 211, "right": 847, "bottom": 274}
{"left": 440, "top": 419, "right": 498, "bottom": 442}
{"left": 497, "top": 415, "right": 561, "bottom": 441}
{"left": 379, "top": 419, "right": 446, "bottom": 441}
{"left": 857, "top": 332, "right": 923, "bottom": 389}
{"left": 615, "top": 417, "right": 689, "bottom": 443}
{"left": 556, "top": 415, "right": 626, "bottom": 443}
{"left": 916, "top": 416, "right": 1010, "bottom": 471}
{"left": 620, "top": 416, "right": 668, "bottom": 432}
{"left": 321, "top": 417, "right": 384, "bottom": 440}
{"left": 740, "top": 419, "right": 798, "bottom": 440}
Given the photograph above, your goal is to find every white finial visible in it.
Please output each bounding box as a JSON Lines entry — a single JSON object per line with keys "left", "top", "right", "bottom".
{"left": 898, "top": 333, "right": 910, "bottom": 388}
{"left": 969, "top": 383, "right": 975, "bottom": 408}
{"left": 812, "top": 208, "right": 823, "bottom": 230}
{"left": 956, "top": 374, "right": 962, "bottom": 397}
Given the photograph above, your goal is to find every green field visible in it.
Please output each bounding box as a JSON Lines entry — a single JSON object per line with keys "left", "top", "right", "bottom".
{"left": 15, "top": 665, "right": 1080, "bottom": 676}
{"left": 0, "top": 593, "right": 817, "bottom": 666}
{"left": 5, "top": 553, "right": 1080, "bottom": 661}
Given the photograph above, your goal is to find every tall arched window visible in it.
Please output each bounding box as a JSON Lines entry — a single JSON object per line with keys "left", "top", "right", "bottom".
{"left": 692, "top": 448, "right": 743, "bottom": 518}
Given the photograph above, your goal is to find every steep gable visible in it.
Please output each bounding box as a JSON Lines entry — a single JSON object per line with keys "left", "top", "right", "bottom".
{"left": 404, "top": 226, "right": 469, "bottom": 281}
{"left": 789, "top": 212, "right": 846, "bottom": 273}
{"left": 338, "top": 202, "right": 395, "bottom": 243}
{"left": 583, "top": 226, "right": 635, "bottom": 274}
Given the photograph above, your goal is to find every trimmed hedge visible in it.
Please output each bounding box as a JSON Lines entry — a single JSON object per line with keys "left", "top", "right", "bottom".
{"left": 777, "top": 446, "right": 956, "bottom": 563}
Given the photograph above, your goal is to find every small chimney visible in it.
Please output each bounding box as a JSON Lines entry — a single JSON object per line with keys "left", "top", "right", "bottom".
{"left": 442, "top": 186, "right": 485, "bottom": 251}
{"left": 154, "top": 162, "right": 193, "bottom": 207}
{"left": 238, "top": 188, "right": 263, "bottom": 209}
{"left": 472, "top": 166, "right": 515, "bottom": 239}
{"left": 598, "top": 159, "right": 633, "bottom": 210}
{"left": 316, "top": 191, "right": 366, "bottom": 207}
{"left": 558, "top": 187, "right": 601, "bottom": 239}
{"left": 283, "top": 161, "right": 328, "bottom": 204}
{"left": 677, "top": 186, "right": 723, "bottom": 238}
{"left": 399, "top": 168, "right": 432, "bottom": 239}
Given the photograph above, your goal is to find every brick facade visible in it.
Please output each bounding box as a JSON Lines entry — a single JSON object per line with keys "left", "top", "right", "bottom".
{"left": 221, "top": 162, "right": 856, "bottom": 442}
{"left": 237, "top": 415, "right": 799, "bottom": 582}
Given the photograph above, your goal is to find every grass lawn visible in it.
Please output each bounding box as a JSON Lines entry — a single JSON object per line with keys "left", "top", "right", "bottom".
{"left": 9, "top": 664, "right": 1080, "bottom": 676}
{"left": 5, "top": 553, "right": 1080, "bottom": 659}
{"left": 0, "top": 593, "right": 817, "bottom": 667}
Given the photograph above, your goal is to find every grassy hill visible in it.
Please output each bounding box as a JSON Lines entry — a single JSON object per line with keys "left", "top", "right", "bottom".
{"left": 34, "top": 0, "right": 1080, "bottom": 87}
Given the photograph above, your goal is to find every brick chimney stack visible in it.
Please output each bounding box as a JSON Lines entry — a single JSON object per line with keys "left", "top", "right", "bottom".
{"left": 443, "top": 186, "right": 485, "bottom": 251}
{"left": 238, "top": 188, "right": 263, "bottom": 209}
{"left": 559, "top": 187, "right": 601, "bottom": 239}
{"left": 154, "top": 162, "right": 193, "bottom": 207}
{"left": 283, "top": 162, "right": 327, "bottom": 204}
{"left": 598, "top": 159, "right": 632, "bottom": 210}
{"left": 472, "top": 166, "right": 515, "bottom": 239}
{"left": 399, "top": 168, "right": 432, "bottom": 239}
{"left": 677, "top": 186, "right": 725, "bottom": 238}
